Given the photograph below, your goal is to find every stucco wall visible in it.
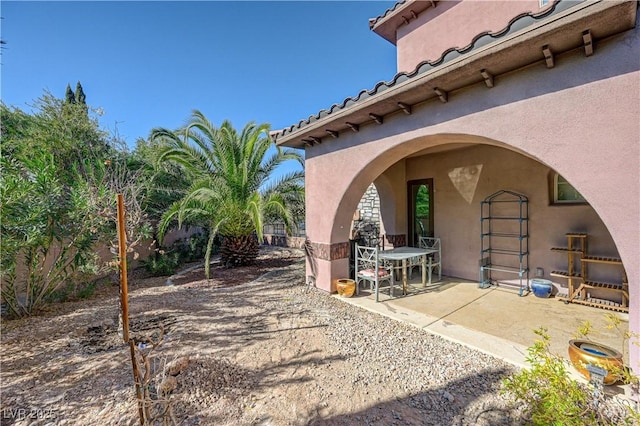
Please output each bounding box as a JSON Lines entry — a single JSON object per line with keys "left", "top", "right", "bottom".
{"left": 305, "top": 26, "right": 639, "bottom": 253}
{"left": 303, "top": 17, "right": 639, "bottom": 363}
{"left": 405, "top": 144, "right": 621, "bottom": 299}
{"left": 263, "top": 234, "right": 307, "bottom": 249}
{"left": 1, "top": 226, "right": 203, "bottom": 302}
{"left": 396, "top": 0, "right": 548, "bottom": 73}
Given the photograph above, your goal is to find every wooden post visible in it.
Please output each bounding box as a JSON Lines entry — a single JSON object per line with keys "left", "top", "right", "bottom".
{"left": 117, "top": 193, "right": 130, "bottom": 343}
{"left": 129, "top": 339, "right": 145, "bottom": 425}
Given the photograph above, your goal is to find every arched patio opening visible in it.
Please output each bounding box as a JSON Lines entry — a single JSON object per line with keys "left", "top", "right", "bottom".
{"left": 321, "top": 133, "right": 633, "bottom": 289}
{"left": 296, "top": 7, "right": 639, "bottom": 366}
{"left": 318, "top": 133, "right": 632, "bottom": 357}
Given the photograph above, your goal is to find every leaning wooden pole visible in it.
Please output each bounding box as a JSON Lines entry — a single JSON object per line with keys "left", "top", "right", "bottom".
{"left": 129, "top": 339, "right": 145, "bottom": 425}
{"left": 117, "top": 193, "right": 130, "bottom": 343}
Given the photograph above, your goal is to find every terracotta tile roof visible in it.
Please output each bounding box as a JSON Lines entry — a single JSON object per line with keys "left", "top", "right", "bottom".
{"left": 368, "top": 1, "right": 438, "bottom": 44}
{"left": 274, "top": 0, "right": 637, "bottom": 148}
{"left": 368, "top": 0, "right": 408, "bottom": 29}
{"left": 369, "top": 0, "right": 438, "bottom": 45}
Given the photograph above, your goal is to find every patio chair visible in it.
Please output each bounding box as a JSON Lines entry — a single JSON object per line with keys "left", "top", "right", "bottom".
{"left": 418, "top": 236, "right": 442, "bottom": 284}
{"left": 354, "top": 244, "right": 395, "bottom": 302}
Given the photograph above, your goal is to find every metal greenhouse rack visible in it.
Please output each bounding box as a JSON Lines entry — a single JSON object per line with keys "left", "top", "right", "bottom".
{"left": 479, "top": 190, "right": 529, "bottom": 296}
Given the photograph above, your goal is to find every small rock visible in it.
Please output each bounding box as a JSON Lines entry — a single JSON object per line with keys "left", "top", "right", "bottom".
{"left": 442, "top": 391, "right": 455, "bottom": 403}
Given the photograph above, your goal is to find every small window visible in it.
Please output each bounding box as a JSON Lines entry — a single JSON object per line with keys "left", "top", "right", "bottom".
{"left": 539, "top": 0, "right": 550, "bottom": 7}
{"left": 553, "top": 174, "right": 586, "bottom": 204}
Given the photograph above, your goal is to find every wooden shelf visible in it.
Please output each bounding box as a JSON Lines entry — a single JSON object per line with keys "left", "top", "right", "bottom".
{"left": 582, "top": 281, "right": 627, "bottom": 291}
{"left": 581, "top": 256, "right": 622, "bottom": 265}
{"left": 550, "top": 247, "right": 583, "bottom": 254}
{"left": 557, "top": 295, "right": 629, "bottom": 313}
{"left": 551, "top": 233, "right": 627, "bottom": 313}
{"left": 550, "top": 270, "right": 581, "bottom": 279}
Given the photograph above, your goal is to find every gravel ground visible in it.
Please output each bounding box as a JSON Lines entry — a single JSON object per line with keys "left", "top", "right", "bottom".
{"left": 251, "top": 268, "right": 523, "bottom": 426}
{"left": 1, "top": 247, "right": 633, "bottom": 425}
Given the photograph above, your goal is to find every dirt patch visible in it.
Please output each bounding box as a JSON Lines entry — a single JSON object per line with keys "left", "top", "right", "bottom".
{"left": 0, "top": 247, "right": 316, "bottom": 425}
{"left": 1, "top": 247, "right": 524, "bottom": 425}
{"left": 78, "top": 313, "right": 179, "bottom": 354}
{"left": 170, "top": 256, "right": 299, "bottom": 289}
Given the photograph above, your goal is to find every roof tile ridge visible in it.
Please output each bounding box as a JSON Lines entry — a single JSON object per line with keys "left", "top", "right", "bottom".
{"left": 279, "top": 0, "right": 571, "bottom": 138}
{"left": 428, "top": 0, "right": 566, "bottom": 67}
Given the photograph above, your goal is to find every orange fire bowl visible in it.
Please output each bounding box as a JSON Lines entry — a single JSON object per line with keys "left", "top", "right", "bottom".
{"left": 568, "top": 339, "right": 624, "bottom": 385}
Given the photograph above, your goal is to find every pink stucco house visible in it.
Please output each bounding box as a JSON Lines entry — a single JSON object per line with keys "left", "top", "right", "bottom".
{"left": 273, "top": 1, "right": 639, "bottom": 369}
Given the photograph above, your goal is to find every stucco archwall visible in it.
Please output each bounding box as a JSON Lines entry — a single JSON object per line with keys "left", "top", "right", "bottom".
{"left": 304, "top": 25, "right": 639, "bottom": 363}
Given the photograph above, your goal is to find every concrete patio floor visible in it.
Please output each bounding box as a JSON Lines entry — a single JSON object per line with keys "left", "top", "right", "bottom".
{"left": 335, "top": 275, "right": 631, "bottom": 390}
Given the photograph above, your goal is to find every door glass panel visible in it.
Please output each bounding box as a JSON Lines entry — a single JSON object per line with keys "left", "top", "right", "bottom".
{"left": 408, "top": 179, "right": 434, "bottom": 246}
{"left": 415, "top": 184, "right": 430, "bottom": 238}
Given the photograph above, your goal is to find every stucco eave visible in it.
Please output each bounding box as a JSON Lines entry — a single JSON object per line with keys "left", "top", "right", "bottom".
{"left": 369, "top": 0, "right": 437, "bottom": 45}
{"left": 275, "top": 0, "right": 637, "bottom": 150}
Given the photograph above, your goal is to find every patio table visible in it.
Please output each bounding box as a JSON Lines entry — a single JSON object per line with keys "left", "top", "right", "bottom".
{"left": 378, "top": 247, "right": 437, "bottom": 295}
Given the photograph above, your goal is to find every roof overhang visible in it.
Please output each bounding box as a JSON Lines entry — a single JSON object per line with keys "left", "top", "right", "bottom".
{"left": 274, "top": 0, "right": 637, "bottom": 149}
{"left": 369, "top": 1, "right": 438, "bottom": 45}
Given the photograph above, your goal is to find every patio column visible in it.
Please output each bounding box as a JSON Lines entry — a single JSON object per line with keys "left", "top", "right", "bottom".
{"left": 305, "top": 241, "right": 350, "bottom": 293}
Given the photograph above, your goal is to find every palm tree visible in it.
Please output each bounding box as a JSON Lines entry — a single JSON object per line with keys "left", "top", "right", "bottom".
{"left": 152, "top": 110, "right": 304, "bottom": 278}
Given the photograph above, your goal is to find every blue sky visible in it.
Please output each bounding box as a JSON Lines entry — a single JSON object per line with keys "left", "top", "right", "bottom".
{"left": 1, "top": 1, "right": 398, "bottom": 176}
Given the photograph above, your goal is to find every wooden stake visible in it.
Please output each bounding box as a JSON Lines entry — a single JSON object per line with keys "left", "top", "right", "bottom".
{"left": 129, "top": 339, "right": 145, "bottom": 425}
{"left": 117, "top": 193, "right": 130, "bottom": 343}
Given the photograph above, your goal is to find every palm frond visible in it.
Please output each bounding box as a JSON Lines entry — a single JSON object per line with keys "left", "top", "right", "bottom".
{"left": 155, "top": 112, "right": 304, "bottom": 266}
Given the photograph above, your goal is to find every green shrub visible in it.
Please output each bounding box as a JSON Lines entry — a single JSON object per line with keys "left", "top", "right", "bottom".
{"left": 0, "top": 152, "right": 112, "bottom": 317}
{"left": 170, "top": 232, "right": 213, "bottom": 263}
{"left": 502, "top": 327, "right": 597, "bottom": 425}
{"left": 46, "top": 277, "right": 102, "bottom": 304}
{"left": 141, "top": 251, "right": 181, "bottom": 277}
{"left": 76, "top": 280, "right": 98, "bottom": 299}
{"left": 1, "top": 95, "right": 153, "bottom": 317}
{"left": 501, "top": 326, "right": 639, "bottom": 425}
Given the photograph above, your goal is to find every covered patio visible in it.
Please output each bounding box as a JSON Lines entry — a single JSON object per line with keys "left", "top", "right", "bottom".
{"left": 337, "top": 274, "right": 631, "bottom": 394}
{"left": 274, "top": 1, "right": 639, "bottom": 370}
